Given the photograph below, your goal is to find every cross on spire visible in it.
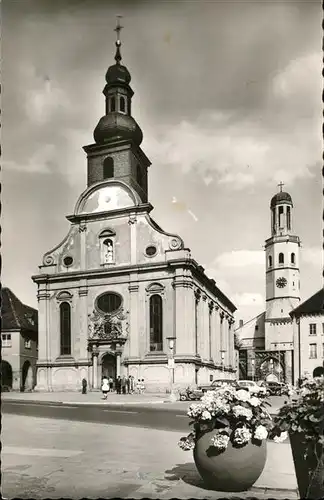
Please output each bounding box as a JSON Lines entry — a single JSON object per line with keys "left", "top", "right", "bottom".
{"left": 278, "top": 181, "right": 284, "bottom": 192}
{"left": 114, "top": 15, "right": 123, "bottom": 43}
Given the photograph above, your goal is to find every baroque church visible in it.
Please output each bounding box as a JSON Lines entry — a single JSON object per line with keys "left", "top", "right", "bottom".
{"left": 32, "top": 28, "right": 236, "bottom": 392}
{"left": 235, "top": 185, "right": 301, "bottom": 384}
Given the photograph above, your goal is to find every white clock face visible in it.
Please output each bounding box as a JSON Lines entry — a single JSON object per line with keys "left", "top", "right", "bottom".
{"left": 80, "top": 185, "right": 135, "bottom": 214}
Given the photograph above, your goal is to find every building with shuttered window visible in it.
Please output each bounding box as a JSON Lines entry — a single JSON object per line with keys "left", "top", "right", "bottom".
{"left": 32, "top": 34, "right": 236, "bottom": 392}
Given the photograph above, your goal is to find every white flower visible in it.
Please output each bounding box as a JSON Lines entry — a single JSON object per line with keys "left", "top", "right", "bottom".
{"left": 249, "top": 396, "right": 261, "bottom": 407}
{"left": 232, "top": 405, "right": 253, "bottom": 420}
{"left": 214, "top": 398, "right": 230, "bottom": 414}
{"left": 178, "top": 433, "right": 196, "bottom": 451}
{"left": 234, "top": 426, "right": 252, "bottom": 445}
{"left": 273, "top": 431, "right": 288, "bottom": 443}
{"left": 201, "top": 410, "right": 212, "bottom": 420}
{"left": 187, "top": 403, "right": 203, "bottom": 418}
{"left": 235, "top": 389, "right": 250, "bottom": 402}
{"left": 210, "top": 433, "right": 230, "bottom": 450}
{"left": 254, "top": 425, "right": 268, "bottom": 441}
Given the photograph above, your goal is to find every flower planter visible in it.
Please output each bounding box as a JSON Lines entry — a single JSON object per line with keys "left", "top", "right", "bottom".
{"left": 289, "top": 432, "right": 324, "bottom": 500}
{"left": 193, "top": 429, "right": 267, "bottom": 492}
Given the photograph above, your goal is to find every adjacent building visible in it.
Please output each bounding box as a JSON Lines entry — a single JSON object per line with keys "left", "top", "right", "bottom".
{"left": 1, "top": 287, "right": 38, "bottom": 391}
{"left": 290, "top": 288, "right": 324, "bottom": 381}
{"left": 235, "top": 186, "right": 301, "bottom": 384}
{"left": 32, "top": 32, "right": 236, "bottom": 392}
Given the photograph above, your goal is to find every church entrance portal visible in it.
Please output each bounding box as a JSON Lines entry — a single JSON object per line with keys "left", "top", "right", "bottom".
{"left": 101, "top": 353, "right": 116, "bottom": 380}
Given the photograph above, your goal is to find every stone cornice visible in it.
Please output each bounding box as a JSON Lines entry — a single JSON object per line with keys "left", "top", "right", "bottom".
{"left": 37, "top": 291, "right": 50, "bottom": 301}
{"left": 83, "top": 140, "right": 151, "bottom": 168}
{"left": 66, "top": 203, "right": 153, "bottom": 224}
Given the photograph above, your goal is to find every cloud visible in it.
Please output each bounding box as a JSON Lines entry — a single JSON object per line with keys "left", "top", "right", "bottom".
{"left": 301, "top": 246, "right": 323, "bottom": 266}
{"left": 232, "top": 292, "right": 264, "bottom": 308}
{"left": 213, "top": 250, "right": 265, "bottom": 269}
{"left": 146, "top": 94, "right": 320, "bottom": 190}
{"left": 3, "top": 144, "right": 56, "bottom": 174}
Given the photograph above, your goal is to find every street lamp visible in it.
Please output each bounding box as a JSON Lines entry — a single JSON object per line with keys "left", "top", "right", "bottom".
{"left": 167, "top": 336, "right": 177, "bottom": 402}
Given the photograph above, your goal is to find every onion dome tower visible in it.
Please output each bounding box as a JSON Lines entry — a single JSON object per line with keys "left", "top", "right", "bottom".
{"left": 265, "top": 182, "right": 300, "bottom": 322}
{"left": 83, "top": 17, "right": 151, "bottom": 202}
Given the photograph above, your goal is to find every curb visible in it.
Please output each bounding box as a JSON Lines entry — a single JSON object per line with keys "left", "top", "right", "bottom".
{"left": 3, "top": 398, "right": 170, "bottom": 407}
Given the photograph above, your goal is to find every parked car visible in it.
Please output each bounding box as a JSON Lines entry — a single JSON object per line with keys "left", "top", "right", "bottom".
{"left": 236, "top": 380, "right": 267, "bottom": 396}
{"left": 199, "top": 379, "right": 239, "bottom": 393}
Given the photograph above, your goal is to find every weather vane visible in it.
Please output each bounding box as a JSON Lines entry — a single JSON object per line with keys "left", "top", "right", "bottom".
{"left": 278, "top": 181, "right": 284, "bottom": 193}
{"left": 114, "top": 15, "right": 124, "bottom": 43}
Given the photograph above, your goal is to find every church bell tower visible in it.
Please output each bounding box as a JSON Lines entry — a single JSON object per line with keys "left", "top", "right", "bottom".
{"left": 83, "top": 18, "right": 151, "bottom": 203}
{"left": 265, "top": 183, "right": 301, "bottom": 322}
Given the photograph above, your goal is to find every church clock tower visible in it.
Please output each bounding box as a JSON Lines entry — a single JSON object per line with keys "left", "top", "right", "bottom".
{"left": 265, "top": 183, "right": 301, "bottom": 321}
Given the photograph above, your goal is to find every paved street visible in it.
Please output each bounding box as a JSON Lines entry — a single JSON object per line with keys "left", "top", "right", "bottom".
{"left": 2, "top": 413, "right": 298, "bottom": 499}
{"left": 2, "top": 395, "right": 290, "bottom": 435}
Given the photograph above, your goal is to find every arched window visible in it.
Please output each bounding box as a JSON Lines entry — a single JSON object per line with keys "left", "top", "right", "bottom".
{"left": 291, "top": 252, "right": 295, "bottom": 265}
{"left": 60, "top": 302, "right": 71, "bottom": 355}
{"left": 110, "top": 96, "right": 116, "bottom": 112}
{"left": 120, "top": 96, "right": 126, "bottom": 113}
{"left": 103, "top": 157, "right": 114, "bottom": 179}
{"left": 268, "top": 255, "right": 272, "bottom": 268}
{"left": 279, "top": 252, "right": 284, "bottom": 265}
{"left": 149, "top": 295, "right": 163, "bottom": 351}
{"left": 287, "top": 206, "right": 291, "bottom": 230}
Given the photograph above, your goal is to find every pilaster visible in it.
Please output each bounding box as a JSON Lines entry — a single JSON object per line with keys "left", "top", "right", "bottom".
{"left": 202, "top": 294, "right": 208, "bottom": 361}
{"left": 173, "top": 278, "right": 195, "bottom": 356}
{"left": 128, "top": 280, "right": 139, "bottom": 359}
{"left": 78, "top": 283, "right": 89, "bottom": 360}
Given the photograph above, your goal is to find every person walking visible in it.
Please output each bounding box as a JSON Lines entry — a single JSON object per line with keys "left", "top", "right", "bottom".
{"left": 108, "top": 376, "right": 114, "bottom": 392}
{"left": 140, "top": 378, "right": 145, "bottom": 394}
{"left": 101, "top": 376, "right": 110, "bottom": 400}
{"left": 121, "top": 375, "right": 127, "bottom": 395}
{"left": 136, "top": 378, "right": 141, "bottom": 394}
{"left": 126, "top": 376, "right": 131, "bottom": 394}
{"left": 81, "top": 378, "right": 87, "bottom": 395}
{"left": 115, "top": 376, "right": 121, "bottom": 395}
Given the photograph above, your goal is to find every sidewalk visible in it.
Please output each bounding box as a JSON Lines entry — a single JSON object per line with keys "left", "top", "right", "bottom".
{"left": 1, "top": 390, "right": 168, "bottom": 406}
{"left": 2, "top": 413, "right": 298, "bottom": 499}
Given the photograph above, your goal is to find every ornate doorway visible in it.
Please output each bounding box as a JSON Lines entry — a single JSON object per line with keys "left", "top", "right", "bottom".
{"left": 101, "top": 353, "right": 116, "bottom": 379}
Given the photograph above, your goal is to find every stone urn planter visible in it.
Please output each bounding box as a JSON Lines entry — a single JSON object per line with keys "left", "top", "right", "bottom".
{"left": 193, "top": 428, "right": 267, "bottom": 492}
{"left": 289, "top": 433, "right": 324, "bottom": 500}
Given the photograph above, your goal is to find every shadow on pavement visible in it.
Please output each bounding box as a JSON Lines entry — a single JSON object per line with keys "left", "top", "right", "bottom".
{"left": 165, "top": 462, "right": 212, "bottom": 490}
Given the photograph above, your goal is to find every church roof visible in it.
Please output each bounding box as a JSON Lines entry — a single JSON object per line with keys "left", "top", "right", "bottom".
{"left": 1, "top": 287, "right": 38, "bottom": 331}
{"left": 290, "top": 288, "right": 324, "bottom": 318}
{"left": 270, "top": 191, "right": 292, "bottom": 208}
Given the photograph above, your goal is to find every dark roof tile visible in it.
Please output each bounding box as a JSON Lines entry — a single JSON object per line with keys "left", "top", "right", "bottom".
{"left": 290, "top": 288, "right": 324, "bottom": 318}
{"left": 1, "top": 287, "right": 38, "bottom": 331}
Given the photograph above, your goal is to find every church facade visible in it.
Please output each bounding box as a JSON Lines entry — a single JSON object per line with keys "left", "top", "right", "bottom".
{"left": 235, "top": 187, "right": 301, "bottom": 385}
{"left": 32, "top": 33, "right": 236, "bottom": 392}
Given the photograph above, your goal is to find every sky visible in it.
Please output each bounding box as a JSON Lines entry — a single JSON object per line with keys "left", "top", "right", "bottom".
{"left": 2, "top": 0, "right": 322, "bottom": 324}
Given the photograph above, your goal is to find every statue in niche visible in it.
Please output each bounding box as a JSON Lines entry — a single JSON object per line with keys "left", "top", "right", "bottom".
{"left": 103, "top": 239, "right": 114, "bottom": 264}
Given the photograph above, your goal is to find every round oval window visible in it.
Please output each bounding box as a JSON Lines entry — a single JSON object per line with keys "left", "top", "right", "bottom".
{"left": 96, "top": 293, "right": 122, "bottom": 314}
{"left": 63, "top": 256, "right": 73, "bottom": 267}
{"left": 146, "top": 245, "right": 157, "bottom": 256}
